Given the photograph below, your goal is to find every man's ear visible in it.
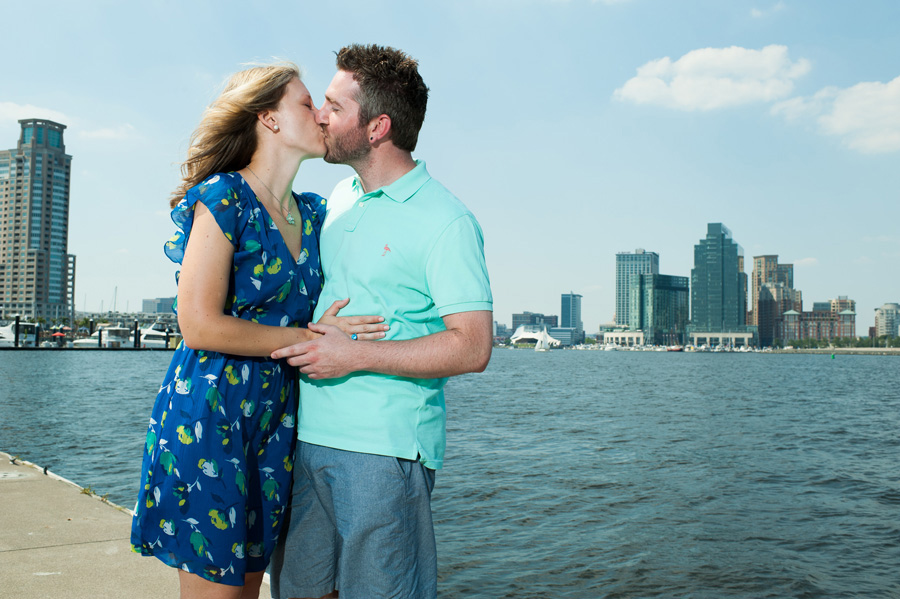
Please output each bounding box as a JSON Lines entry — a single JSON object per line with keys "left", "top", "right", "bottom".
{"left": 368, "top": 114, "right": 392, "bottom": 142}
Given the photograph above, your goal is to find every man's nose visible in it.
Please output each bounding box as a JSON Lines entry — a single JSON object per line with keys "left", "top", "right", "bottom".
{"left": 315, "top": 107, "right": 328, "bottom": 125}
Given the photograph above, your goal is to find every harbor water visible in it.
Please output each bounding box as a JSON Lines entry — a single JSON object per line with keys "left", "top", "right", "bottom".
{"left": 1, "top": 349, "right": 897, "bottom": 598}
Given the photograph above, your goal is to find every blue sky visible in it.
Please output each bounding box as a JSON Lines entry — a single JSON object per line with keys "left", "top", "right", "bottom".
{"left": 3, "top": 0, "right": 898, "bottom": 331}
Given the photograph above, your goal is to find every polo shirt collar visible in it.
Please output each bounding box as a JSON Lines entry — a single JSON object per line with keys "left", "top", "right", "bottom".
{"left": 354, "top": 160, "right": 430, "bottom": 203}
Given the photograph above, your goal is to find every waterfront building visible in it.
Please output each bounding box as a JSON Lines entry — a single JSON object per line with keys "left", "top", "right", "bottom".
{"left": 687, "top": 223, "right": 755, "bottom": 347}
{"left": 779, "top": 309, "right": 856, "bottom": 342}
{"left": 750, "top": 255, "right": 801, "bottom": 347}
{"left": 512, "top": 311, "right": 557, "bottom": 331}
{"left": 628, "top": 274, "right": 689, "bottom": 345}
{"left": 0, "top": 119, "right": 75, "bottom": 321}
{"left": 560, "top": 292, "right": 584, "bottom": 344}
{"left": 874, "top": 303, "right": 900, "bottom": 337}
{"left": 615, "top": 248, "right": 658, "bottom": 327}
{"left": 142, "top": 297, "right": 176, "bottom": 314}
{"left": 600, "top": 330, "right": 644, "bottom": 347}
{"left": 510, "top": 324, "right": 560, "bottom": 347}
{"left": 756, "top": 283, "right": 802, "bottom": 347}
{"left": 750, "top": 255, "right": 795, "bottom": 323}
{"left": 549, "top": 327, "right": 579, "bottom": 346}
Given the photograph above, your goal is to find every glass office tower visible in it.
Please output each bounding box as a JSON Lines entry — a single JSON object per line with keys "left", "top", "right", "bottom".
{"left": 690, "top": 223, "right": 747, "bottom": 333}
{"left": 615, "top": 248, "right": 658, "bottom": 326}
{"left": 0, "top": 119, "right": 75, "bottom": 321}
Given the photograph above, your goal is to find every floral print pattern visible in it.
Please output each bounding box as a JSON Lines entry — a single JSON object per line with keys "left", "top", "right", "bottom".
{"left": 131, "top": 172, "right": 325, "bottom": 586}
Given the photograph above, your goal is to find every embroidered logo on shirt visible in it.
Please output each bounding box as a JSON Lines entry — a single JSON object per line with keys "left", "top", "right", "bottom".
{"left": 382, "top": 244, "right": 391, "bottom": 256}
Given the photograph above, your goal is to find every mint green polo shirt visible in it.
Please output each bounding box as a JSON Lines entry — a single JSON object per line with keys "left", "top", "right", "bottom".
{"left": 297, "top": 161, "right": 492, "bottom": 469}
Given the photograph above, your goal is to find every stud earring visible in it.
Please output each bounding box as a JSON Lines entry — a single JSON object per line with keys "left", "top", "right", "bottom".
{"left": 369, "top": 137, "right": 374, "bottom": 141}
{"left": 273, "top": 124, "right": 280, "bottom": 132}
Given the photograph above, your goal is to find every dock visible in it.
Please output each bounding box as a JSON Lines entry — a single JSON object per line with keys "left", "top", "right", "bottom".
{"left": 0, "top": 451, "right": 270, "bottom": 598}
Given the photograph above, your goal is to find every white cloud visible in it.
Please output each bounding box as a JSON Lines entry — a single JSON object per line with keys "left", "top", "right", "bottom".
{"left": 0, "top": 101, "right": 70, "bottom": 125}
{"left": 793, "top": 257, "right": 818, "bottom": 268}
{"left": 751, "top": 2, "right": 786, "bottom": 18}
{"left": 79, "top": 123, "right": 137, "bottom": 141}
{"left": 772, "top": 75, "right": 900, "bottom": 153}
{"left": 614, "top": 44, "right": 810, "bottom": 111}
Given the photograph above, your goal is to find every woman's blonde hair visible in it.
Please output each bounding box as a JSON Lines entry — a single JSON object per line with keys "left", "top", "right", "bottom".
{"left": 169, "top": 62, "right": 301, "bottom": 208}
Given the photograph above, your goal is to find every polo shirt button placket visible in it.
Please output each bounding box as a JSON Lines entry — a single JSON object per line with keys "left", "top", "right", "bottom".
{"left": 343, "top": 194, "right": 373, "bottom": 232}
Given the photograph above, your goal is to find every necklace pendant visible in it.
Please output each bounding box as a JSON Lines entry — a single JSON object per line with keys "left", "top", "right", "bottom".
{"left": 285, "top": 212, "right": 296, "bottom": 226}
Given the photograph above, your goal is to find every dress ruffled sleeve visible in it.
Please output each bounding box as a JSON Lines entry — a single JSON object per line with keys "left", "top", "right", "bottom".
{"left": 164, "top": 173, "right": 246, "bottom": 265}
{"left": 297, "top": 192, "right": 327, "bottom": 233}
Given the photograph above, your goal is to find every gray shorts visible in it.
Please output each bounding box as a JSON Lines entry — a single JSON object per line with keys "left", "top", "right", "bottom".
{"left": 270, "top": 442, "right": 437, "bottom": 599}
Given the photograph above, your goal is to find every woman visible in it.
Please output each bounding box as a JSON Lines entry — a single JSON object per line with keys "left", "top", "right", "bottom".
{"left": 130, "top": 63, "right": 386, "bottom": 598}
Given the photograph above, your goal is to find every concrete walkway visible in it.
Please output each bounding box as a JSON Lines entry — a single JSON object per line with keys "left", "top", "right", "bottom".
{"left": 0, "top": 451, "right": 271, "bottom": 598}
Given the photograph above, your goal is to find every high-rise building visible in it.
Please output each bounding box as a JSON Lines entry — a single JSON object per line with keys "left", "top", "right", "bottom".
{"left": 750, "top": 255, "right": 801, "bottom": 347}
{"left": 615, "top": 248, "right": 658, "bottom": 326}
{"left": 560, "top": 292, "right": 583, "bottom": 343}
{"left": 628, "top": 274, "right": 689, "bottom": 345}
{"left": 874, "top": 303, "right": 900, "bottom": 337}
{"left": 688, "top": 223, "right": 755, "bottom": 346}
{"left": 829, "top": 296, "right": 856, "bottom": 315}
{"left": 0, "top": 119, "right": 75, "bottom": 321}
{"left": 750, "top": 255, "right": 795, "bottom": 322}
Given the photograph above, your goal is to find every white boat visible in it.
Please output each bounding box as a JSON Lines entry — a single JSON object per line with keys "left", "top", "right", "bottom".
{"left": 603, "top": 343, "right": 618, "bottom": 351}
{"left": 0, "top": 321, "right": 38, "bottom": 347}
{"left": 132, "top": 321, "right": 180, "bottom": 349}
{"left": 73, "top": 325, "right": 133, "bottom": 348}
{"left": 534, "top": 332, "right": 551, "bottom": 352}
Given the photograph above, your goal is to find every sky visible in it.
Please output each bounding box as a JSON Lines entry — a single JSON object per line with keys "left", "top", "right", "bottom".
{"left": 2, "top": 0, "right": 899, "bottom": 331}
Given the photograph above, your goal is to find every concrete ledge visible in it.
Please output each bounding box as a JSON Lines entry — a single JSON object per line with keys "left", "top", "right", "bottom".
{"left": 0, "top": 451, "right": 270, "bottom": 598}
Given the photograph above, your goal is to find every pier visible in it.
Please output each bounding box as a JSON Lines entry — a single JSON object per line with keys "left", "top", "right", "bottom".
{"left": 0, "top": 451, "right": 270, "bottom": 598}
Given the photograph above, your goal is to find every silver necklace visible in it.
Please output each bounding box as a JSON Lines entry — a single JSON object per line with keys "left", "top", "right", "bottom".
{"left": 246, "top": 166, "right": 296, "bottom": 225}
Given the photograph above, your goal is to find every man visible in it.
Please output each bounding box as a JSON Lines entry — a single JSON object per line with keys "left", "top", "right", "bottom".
{"left": 269, "top": 44, "right": 493, "bottom": 599}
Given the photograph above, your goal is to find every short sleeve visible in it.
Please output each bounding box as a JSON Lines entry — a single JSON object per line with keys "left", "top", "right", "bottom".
{"left": 163, "top": 173, "right": 247, "bottom": 265}
{"left": 425, "top": 214, "right": 493, "bottom": 317}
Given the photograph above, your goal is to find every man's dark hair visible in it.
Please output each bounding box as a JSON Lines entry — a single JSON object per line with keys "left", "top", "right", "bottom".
{"left": 336, "top": 44, "right": 429, "bottom": 152}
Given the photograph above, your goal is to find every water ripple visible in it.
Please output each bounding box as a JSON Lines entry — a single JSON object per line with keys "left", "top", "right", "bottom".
{"left": 1, "top": 350, "right": 898, "bottom": 597}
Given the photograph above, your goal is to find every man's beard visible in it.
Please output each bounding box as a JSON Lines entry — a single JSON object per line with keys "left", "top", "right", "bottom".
{"left": 323, "top": 124, "right": 370, "bottom": 164}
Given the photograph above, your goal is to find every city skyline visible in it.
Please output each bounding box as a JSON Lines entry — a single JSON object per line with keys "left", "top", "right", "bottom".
{"left": 2, "top": 2, "right": 898, "bottom": 330}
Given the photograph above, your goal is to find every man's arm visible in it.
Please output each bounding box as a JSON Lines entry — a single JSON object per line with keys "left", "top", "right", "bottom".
{"left": 271, "top": 310, "right": 493, "bottom": 379}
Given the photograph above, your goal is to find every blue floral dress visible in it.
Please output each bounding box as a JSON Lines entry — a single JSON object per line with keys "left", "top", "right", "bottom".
{"left": 131, "top": 172, "right": 325, "bottom": 586}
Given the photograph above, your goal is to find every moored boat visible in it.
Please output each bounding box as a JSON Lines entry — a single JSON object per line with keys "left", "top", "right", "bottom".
{"left": 73, "top": 325, "right": 132, "bottom": 348}
{"left": 0, "top": 321, "right": 38, "bottom": 347}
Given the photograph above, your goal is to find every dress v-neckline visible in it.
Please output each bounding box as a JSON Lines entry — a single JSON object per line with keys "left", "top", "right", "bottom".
{"left": 239, "top": 175, "right": 304, "bottom": 264}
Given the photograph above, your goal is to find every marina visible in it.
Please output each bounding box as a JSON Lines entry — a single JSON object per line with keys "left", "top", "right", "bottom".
{"left": 0, "top": 318, "right": 181, "bottom": 350}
